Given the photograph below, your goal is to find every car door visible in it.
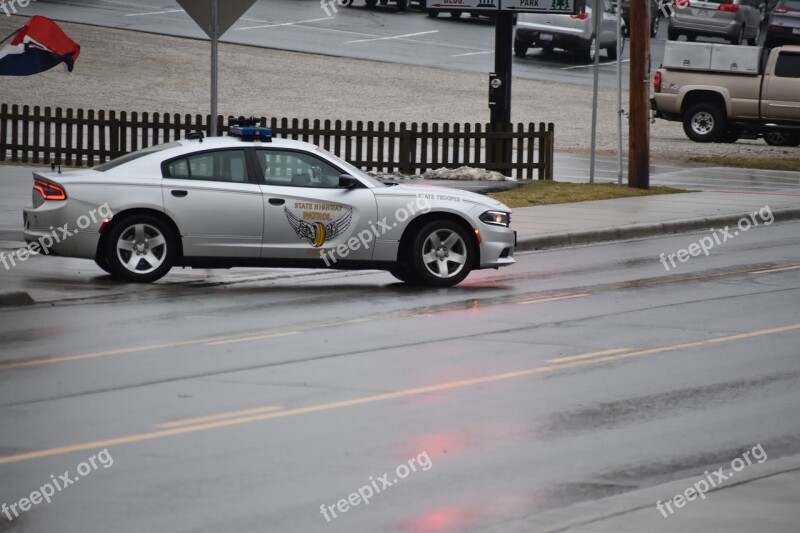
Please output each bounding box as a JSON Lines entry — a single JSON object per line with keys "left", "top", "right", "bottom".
{"left": 161, "top": 148, "right": 264, "bottom": 258}
{"left": 762, "top": 50, "right": 800, "bottom": 121}
{"left": 252, "top": 148, "right": 378, "bottom": 261}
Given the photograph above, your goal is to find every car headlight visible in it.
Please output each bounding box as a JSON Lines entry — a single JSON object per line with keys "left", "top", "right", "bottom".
{"left": 480, "top": 210, "right": 511, "bottom": 227}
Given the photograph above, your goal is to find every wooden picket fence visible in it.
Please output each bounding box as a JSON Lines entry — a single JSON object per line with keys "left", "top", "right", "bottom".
{"left": 0, "top": 104, "right": 554, "bottom": 180}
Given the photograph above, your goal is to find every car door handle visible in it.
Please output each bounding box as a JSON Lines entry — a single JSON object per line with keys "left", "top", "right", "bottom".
{"left": 268, "top": 198, "right": 285, "bottom": 206}
{"left": 171, "top": 190, "right": 188, "bottom": 198}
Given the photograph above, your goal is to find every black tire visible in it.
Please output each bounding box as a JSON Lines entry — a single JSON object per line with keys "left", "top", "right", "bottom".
{"left": 747, "top": 23, "right": 760, "bottom": 46}
{"left": 667, "top": 28, "right": 679, "bottom": 41}
{"left": 607, "top": 36, "right": 623, "bottom": 60}
{"left": 719, "top": 127, "right": 742, "bottom": 144}
{"left": 388, "top": 262, "right": 420, "bottom": 284}
{"left": 409, "top": 220, "right": 474, "bottom": 287}
{"left": 380, "top": 0, "right": 388, "bottom": 4}
{"left": 729, "top": 24, "right": 744, "bottom": 45}
{"left": 396, "top": 0, "right": 408, "bottom": 11}
{"left": 427, "top": 9, "right": 439, "bottom": 17}
{"left": 450, "top": 9, "right": 462, "bottom": 18}
{"left": 514, "top": 38, "right": 529, "bottom": 57}
{"left": 764, "top": 131, "right": 800, "bottom": 147}
{"left": 683, "top": 103, "right": 726, "bottom": 143}
{"left": 94, "top": 255, "right": 114, "bottom": 275}
{"left": 365, "top": 0, "right": 378, "bottom": 7}
{"left": 583, "top": 35, "right": 596, "bottom": 63}
{"left": 105, "top": 214, "right": 175, "bottom": 283}
{"left": 650, "top": 10, "right": 660, "bottom": 38}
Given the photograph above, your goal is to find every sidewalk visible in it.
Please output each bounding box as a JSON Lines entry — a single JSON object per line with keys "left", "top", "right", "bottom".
{"left": 511, "top": 190, "right": 800, "bottom": 251}
{"left": 485, "top": 453, "right": 800, "bottom": 533}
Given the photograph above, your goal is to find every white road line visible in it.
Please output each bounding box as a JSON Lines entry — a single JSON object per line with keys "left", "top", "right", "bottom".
{"left": 125, "top": 8, "right": 184, "bottom": 16}
{"left": 98, "top": 0, "right": 159, "bottom": 7}
{"left": 452, "top": 50, "right": 493, "bottom": 57}
{"left": 235, "top": 17, "right": 333, "bottom": 31}
{"left": 560, "top": 58, "right": 630, "bottom": 70}
{"left": 239, "top": 17, "right": 379, "bottom": 38}
{"left": 345, "top": 30, "right": 439, "bottom": 44}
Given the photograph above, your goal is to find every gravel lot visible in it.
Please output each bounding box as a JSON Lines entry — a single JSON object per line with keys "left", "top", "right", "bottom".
{"left": 1, "top": 17, "right": 796, "bottom": 163}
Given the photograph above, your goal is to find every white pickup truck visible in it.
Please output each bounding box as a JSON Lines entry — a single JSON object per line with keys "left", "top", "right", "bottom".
{"left": 651, "top": 42, "right": 800, "bottom": 146}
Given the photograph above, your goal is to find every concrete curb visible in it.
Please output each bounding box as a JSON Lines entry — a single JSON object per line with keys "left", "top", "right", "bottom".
{"left": 516, "top": 207, "right": 800, "bottom": 252}
{"left": 484, "top": 453, "right": 800, "bottom": 533}
{"left": 0, "top": 290, "right": 35, "bottom": 308}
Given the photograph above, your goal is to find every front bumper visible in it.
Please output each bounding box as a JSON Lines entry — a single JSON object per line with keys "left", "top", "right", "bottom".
{"left": 478, "top": 224, "right": 516, "bottom": 269}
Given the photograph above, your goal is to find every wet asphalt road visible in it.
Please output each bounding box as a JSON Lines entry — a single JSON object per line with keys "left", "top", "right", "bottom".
{"left": 1, "top": 219, "right": 799, "bottom": 532}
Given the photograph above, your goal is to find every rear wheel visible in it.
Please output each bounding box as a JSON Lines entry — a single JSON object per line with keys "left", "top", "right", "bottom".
{"left": 365, "top": 0, "right": 378, "bottom": 7}
{"left": 514, "top": 38, "right": 529, "bottom": 57}
{"left": 396, "top": 0, "right": 408, "bottom": 11}
{"left": 650, "top": 10, "right": 660, "bottom": 38}
{"left": 747, "top": 23, "right": 760, "bottom": 46}
{"left": 764, "top": 131, "right": 800, "bottom": 147}
{"left": 427, "top": 9, "right": 439, "bottom": 17}
{"left": 410, "top": 220, "right": 474, "bottom": 287}
{"left": 450, "top": 9, "right": 462, "bottom": 18}
{"left": 583, "top": 36, "right": 597, "bottom": 63}
{"left": 683, "top": 103, "right": 726, "bottom": 143}
{"left": 106, "top": 215, "right": 175, "bottom": 283}
{"left": 667, "top": 27, "right": 679, "bottom": 41}
{"left": 607, "top": 36, "right": 624, "bottom": 60}
{"left": 729, "top": 24, "right": 744, "bottom": 44}
{"left": 94, "top": 255, "right": 113, "bottom": 275}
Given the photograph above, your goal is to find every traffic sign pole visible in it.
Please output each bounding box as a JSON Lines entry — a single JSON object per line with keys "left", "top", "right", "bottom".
{"left": 210, "top": 0, "right": 219, "bottom": 136}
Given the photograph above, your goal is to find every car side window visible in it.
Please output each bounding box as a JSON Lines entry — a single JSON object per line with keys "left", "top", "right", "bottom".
{"left": 165, "top": 150, "right": 249, "bottom": 183}
{"left": 255, "top": 150, "right": 343, "bottom": 188}
{"left": 775, "top": 53, "right": 800, "bottom": 79}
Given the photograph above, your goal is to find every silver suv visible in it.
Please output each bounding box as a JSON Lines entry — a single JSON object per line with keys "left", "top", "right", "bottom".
{"left": 667, "top": 0, "right": 765, "bottom": 45}
{"left": 515, "top": 0, "right": 624, "bottom": 62}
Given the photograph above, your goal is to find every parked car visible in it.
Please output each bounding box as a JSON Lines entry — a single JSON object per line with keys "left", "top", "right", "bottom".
{"left": 620, "top": 0, "right": 662, "bottom": 38}
{"left": 342, "top": 0, "right": 425, "bottom": 12}
{"left": 22, "top": 122, "right": 516, "bottom": 286}
{"left": 667, "top": 0, "right": 765, "bottom": 45}
{"left": 514, "top": 0, "right": 624, "bottom": 62}
{"left": 765, "top": 0, "right": 800, "bottom": 47}
{"left": 651, "top": 43, "right": 800, "bottom": 145}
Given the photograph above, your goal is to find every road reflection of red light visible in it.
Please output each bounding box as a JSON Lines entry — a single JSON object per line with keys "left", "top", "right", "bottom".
{"left": 403, "top": 505, "right": 476, "bottom": 533}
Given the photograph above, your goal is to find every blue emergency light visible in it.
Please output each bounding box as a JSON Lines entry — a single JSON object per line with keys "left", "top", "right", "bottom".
{"left": 227, "top": 116, "right": 273, "bottom": 142}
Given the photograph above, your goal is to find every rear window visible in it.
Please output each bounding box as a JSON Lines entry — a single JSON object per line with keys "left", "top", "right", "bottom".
{"left": 782, "top": 0, "right": 800, "bottom": 9}
{"left": 93, "top": 142, "right": 180, "bottom": 172}
{"left": 775, "top": 53, "right": 800, "bottom": 78}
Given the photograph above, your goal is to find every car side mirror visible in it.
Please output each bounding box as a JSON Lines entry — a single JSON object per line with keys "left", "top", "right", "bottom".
{"left": 338, "top": 174, "right": 360, "bottom": 189}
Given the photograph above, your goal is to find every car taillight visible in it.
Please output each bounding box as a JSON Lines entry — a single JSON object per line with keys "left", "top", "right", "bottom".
{"left": 773, "top": 6, "right": 788, "bottom": 12}
{"left": 718, "top": 3, "right": 739, "bottom": 12}
{"left": 654, "top": 71, "right": 662, "bottom": 93}
{"left": 571, "top": 11, "right": 590, "bottom": 20}
{"left": 33, "top": 179, "right": 67, "bottom": 201}
{"left": 673, "top": 0, "right": 690, "bottom": 7}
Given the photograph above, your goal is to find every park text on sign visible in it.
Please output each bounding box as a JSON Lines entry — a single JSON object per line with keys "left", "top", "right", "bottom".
{"left": 499, "top": 0, "right": 580, "bottom": 13}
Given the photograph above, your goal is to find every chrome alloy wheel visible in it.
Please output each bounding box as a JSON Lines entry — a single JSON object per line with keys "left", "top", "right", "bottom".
{"left": 421, "top": 228, "right": 468, "bottom": 279}
{"left": 116, "top": 223, "right": 167, "bottom": 275}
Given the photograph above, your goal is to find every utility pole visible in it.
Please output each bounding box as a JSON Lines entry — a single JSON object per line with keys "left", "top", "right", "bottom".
{"left": 489, "top": 11, "right": 514, "bottom": 176}
{"left": 628, "top": 0, "right": 650, "bottom": 189}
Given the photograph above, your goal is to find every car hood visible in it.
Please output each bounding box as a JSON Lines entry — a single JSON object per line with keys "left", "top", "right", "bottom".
{"left": 372, "top": 183, "right": 511, "bottom": 211}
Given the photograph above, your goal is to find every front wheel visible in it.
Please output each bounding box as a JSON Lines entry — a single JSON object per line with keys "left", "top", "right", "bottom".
{"left": 583, "top": 36, "right": 596, "bottom": 63}
{"left": 607, "top": 36, "right": 624, "bottom": 60}
{"left": 106, "top": 215, "right": 175, "bottom": 283}
{"left": 683, "top": 103, "right": 726, "bottom": 143}
{"left": 410, "top": 220, "right": 474, "bottom": 287}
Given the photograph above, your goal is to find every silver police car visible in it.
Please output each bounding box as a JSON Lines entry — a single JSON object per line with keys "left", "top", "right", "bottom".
{"left": 23, "top": 124, "right": 515, "bottom": 287}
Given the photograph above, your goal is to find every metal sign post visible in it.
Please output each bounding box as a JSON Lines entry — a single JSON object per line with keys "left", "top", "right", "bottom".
{"left": 589, "top": 0, "right": 601, "bottom": 184}
{"left": 176, "top": 0, "right": 257, "bottom": 136}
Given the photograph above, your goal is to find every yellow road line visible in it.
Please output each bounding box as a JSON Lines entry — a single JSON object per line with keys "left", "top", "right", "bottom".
{"left": 205, "top": 331, "right": 298, "bottom": 346}
{"left": 516, "top": 293, "right": 590, "bottom": 305}
{"left": 750, "top": 264, "right": 800, "bottom": 275}
{"left": 156, "top": 406, "right": 283, "bottom": 429}
{"left": 1, "top": 322, "right": 798, "bottom": 466}
{"left": 546, "top": 348, "right": 631, "bottom": 364}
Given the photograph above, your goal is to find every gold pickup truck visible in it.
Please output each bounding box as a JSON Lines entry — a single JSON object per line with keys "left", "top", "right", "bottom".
{"left": 651, "top": 42, "right": 800, "bottom": 146}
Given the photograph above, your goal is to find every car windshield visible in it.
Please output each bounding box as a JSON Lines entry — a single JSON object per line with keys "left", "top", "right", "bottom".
{"left": 315, "top": 147, "right": 386, "bottom": 187}
{"left": 93, "top": 142, "right": 180, "bottom": 172}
